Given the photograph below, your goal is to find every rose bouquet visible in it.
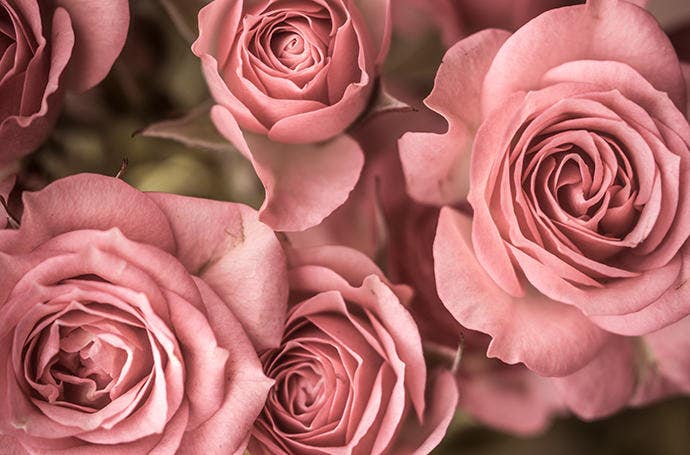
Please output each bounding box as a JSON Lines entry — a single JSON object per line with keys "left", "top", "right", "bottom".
{"left": 2, "top": 0, "right": 690, "bottom": 453}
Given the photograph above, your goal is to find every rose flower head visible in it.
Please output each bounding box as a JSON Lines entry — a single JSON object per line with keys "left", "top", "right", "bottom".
{"left": 193, "top": 0, "right": 392, "bottom": 231}
{"left": 400, "top": 0, "right": 690, "bottom": 381}
{"left": 250, "top": 246, "right": 458, "bottom": 454}
{"left": 0, "top": 173, "right": 288, "bottom": 454}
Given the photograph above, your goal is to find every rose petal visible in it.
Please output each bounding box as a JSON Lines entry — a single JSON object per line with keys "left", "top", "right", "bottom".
{"left": 434, "top": 207, "right": 609, "bottom": 376}
{"left": 552, "top": 336, "right": 635, "bottom": 420}
{"left": 148, "top": 193, "right": 289, "bottom": 350}
{"left": 482, "top": 0, "right": 686, "bottom": 115}
{"left": 399, "top": 29, "right": 510, "bottom": 205}
{"left": 211, "top": 105, "right": 364, "bottom": 231}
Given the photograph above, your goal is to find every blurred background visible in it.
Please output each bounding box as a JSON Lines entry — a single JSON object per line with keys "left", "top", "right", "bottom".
{"left": 12, "top": 1, "right": 690, "bottom": 453}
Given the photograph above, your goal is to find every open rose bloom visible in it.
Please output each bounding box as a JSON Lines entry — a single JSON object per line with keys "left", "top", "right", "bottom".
{"left": 400, "top": 0, "right": 690, "bottom": 418}
{"left": 0, "top": 174, "right": 289, "bottom": 454}
{"left": 250, "top": 246, "right": 457, "bottom": 454}
{"left": 0, "top": 0, "right": 129, "bottom": 166}
{"left": 193, "top": 0, "right": 391, "bottom": 231}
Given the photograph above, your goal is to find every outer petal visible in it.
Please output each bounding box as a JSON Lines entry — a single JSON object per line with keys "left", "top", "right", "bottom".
{"left": 177, "top": 279, "right": 273, "bottom": 455}
{"left": 590, "top": 243, "right": 690, "bottom": 336}
{"left": 56, "top": 0, "right": 130, "bottom": 92}
{"left": 352, "top": 0, "right": 392, "bottom": 65}
{"left": 434, "top": 207, "right": 609, "bottom": 376}
{"left": 399, "top": 29, "right": 510, "bottom": 205}
{"left": 482, "top": 0, "right": 686, "bottom": 115}
{"left": 458, "top": 357, "right": 564, "bottom": 435}
{"left": 147, "top": 193, "right": 289, "bottom": 350}
{"left": 392, "top": 368, "right": 458, "bottom": 454}
{"left": 552, "top": 336, "right": 636, "bottom": 420}
{"left": 0, "top": 174, "right": 14, "bottom": 229}
{"left": 642, "top": 315, "right": 690, "bottom": 395}
{"left": 211, "top": 105, "right": 364, "bottom": 231}
{"left": 0, "top": 8, "right": 74, "bottom": 165}
{"left": 0, "top": 436, "right": 28, "bottom": 455}
{"left": 3, "top": 174, "right": 176, "bottom": 254}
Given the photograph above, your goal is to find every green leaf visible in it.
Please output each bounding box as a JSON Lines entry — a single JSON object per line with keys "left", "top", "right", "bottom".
{"left": 137, "top": 102, "right": 236, "bottom": 154}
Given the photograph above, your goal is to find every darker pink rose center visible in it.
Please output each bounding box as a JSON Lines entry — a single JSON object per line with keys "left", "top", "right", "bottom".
{"left": 246, "top": 9, "right": 331, "bottom": 76}
{"left": 522, "top": 132, "right": 641, "bottom": 240}
{"left": 22, "top": 298, "right": 154, "bottom": 414}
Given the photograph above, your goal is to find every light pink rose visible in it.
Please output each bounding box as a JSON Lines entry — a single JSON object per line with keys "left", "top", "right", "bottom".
{"left": 400, "top": 0, "right": 690, "bottom": 417}
{"left": 249, "top": 246, "right": 458, "bottom": 454}
{"left": 0, "top": 173, "right": 288, "bottom": 454}
{"left": 0, "top": 1, "right": 130, "bottom": 166}
{"left": 193, "top": 0, "right": 392, "bottom": 231}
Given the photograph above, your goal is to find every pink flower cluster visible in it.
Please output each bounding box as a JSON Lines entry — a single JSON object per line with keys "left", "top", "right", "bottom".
{"left": 2, "top": 0, "right": 690, "bottom": 453}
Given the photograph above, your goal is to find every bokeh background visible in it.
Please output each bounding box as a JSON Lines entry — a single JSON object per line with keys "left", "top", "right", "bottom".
{"left": 11, "top": 1, "right": 690, "bottom": 453}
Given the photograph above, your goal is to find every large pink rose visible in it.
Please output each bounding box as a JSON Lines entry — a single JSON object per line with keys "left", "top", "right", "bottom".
{"left": 193, "top": 0, "right": 391, "bottom": 231}
{"left": 250, "top": 246, "right": 458, "bottom": 454}
{"left": 0, "top": 1, "right": 129, "bottom": 166}
{"left": 0, "top": 174, "right": 288, "bottom": 454}
{"left": 400, "top": 0, "right": 690, "bottom": 415}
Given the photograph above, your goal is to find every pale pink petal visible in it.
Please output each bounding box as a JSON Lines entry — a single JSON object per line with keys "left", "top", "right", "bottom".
{"left": 590, "top": 244, "right": 690, "bottom": 336}
{"left": 0, "top": 8, "right": 74, "bottom": 165}
{"left": 56, "top": 0, "right": 130, "bottom": 92}
{"left": 434, "top": 207, "right": 609, "bottom": 376}
{"left": 552, "top": 336, "right": 636, "bottom": 420}
{"left": 10, "top": 174, "right": 176, "bottom": 255}
{"left": 458, "top": 358, "right": 564, "bottom": 435}
{"left": 399, "top": 29, "right": 510, "bottom": 205}
{"left": 148, "top": 193, "right": 289, "bottom": 351}
{"left": 211, "top": 105, "right": 364, "bottom": 231}
{"left": 177, "top": 279, "right": 274, "bottom": 455}
{"left": 642, "top": 315, "right": 690, "bottom": 394}
{"left": 393, "top": 368, "right": 458, "bottom": 454}
{"left": 482, "top": 0, "right": 686, "bottom": 115}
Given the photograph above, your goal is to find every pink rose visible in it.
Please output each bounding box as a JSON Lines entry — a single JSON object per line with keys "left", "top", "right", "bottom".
{"left": 0, "top": 1, "right": 130, "bottom": 166}
{"left": 193, "top": 0, "right": 392, "bottom": 231}
{"left": 0, "top": 174, "right": 288, "bottom": 454}
{"left": 250, "top": 246, "right": 458, "bottom": 454}
{"left": 400, "top": 0, "right": 690, "bottom": 416}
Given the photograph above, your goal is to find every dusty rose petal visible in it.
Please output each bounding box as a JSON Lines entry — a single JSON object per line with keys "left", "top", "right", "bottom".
{"left": 56, "top": 0, "right": 130, "bottom": 92}
{"left": 434, "top": 207, "right": 609, "bottom": 376}
{"left": 399, "top": 29, "right": 509, "bottom": 205}
{"left": 482, "top": 0, "right": 686, "bottom": 115}
{"left": 211, "top": 105, "right": 364, "bottom": 231}
{"left": 552, "top": 336, "right": 636, "bottom": 420}
{"left": 148, "top": 193, "right": 289, "bottom": 350}
{"left": 6, "top": 174, "right": 176, "bottom": 254}
{"left": 0, "top": 8, "right": 74, "bottom": 166}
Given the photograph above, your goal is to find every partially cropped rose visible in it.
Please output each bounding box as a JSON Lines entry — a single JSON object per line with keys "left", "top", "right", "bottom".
{"left": 0, "top": 1, "right": 129, "bottom": 166}
{"left": 193, "top": 0, "right": 391, "bottom": 231}
{"left": 400, "top": 0, "right": 690, "bottom": 389}
{"left": 0, "top": 174, "right": 288, "bottom": 454}
{"left": 250, "top": 246, "right": 457, "bottom": 454}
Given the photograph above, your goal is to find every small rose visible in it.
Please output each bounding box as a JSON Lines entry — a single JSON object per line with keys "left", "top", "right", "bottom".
{"left": 193, "top": 0, "right": 392, "bottom": 231}
{"left": 250, "top": 246, "right": 457, "bottom": 454}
